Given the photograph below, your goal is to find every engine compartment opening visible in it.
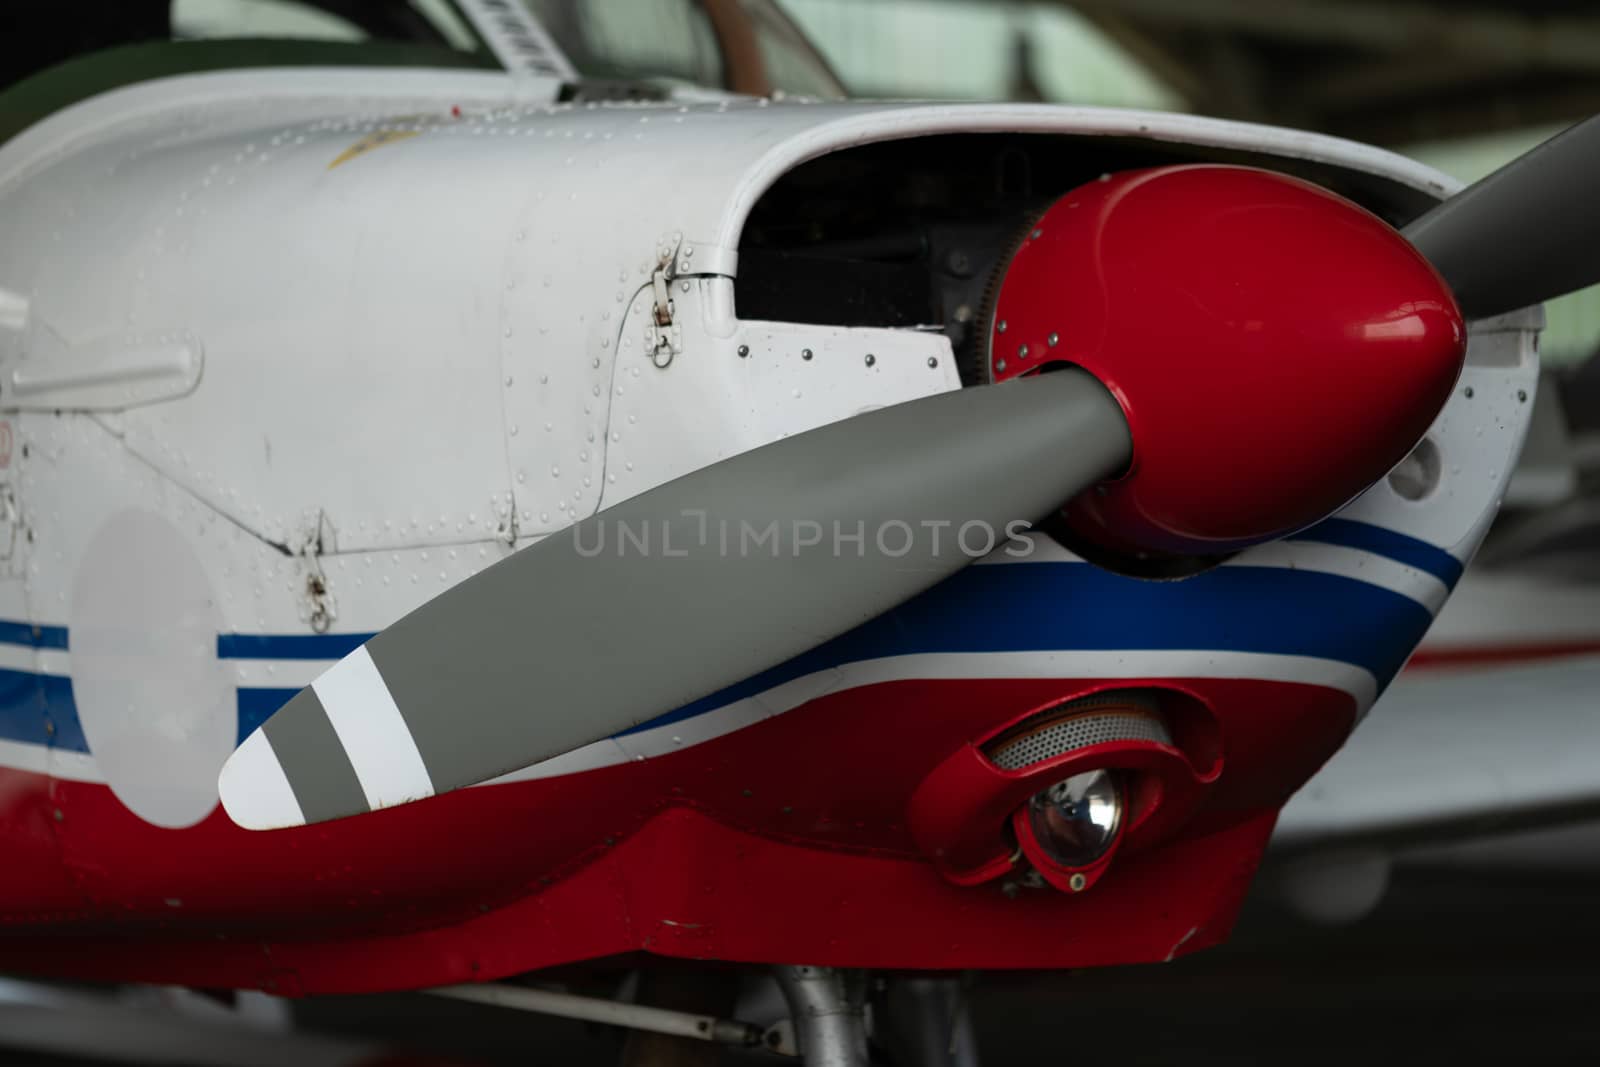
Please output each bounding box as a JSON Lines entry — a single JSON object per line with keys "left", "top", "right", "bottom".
{"left": 734, "top": 132, "right": 1441, "bottom": 385}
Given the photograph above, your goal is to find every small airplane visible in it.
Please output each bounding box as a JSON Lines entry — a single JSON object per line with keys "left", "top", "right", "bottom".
{"left": 0, "top": 1, "right": 1592, "bottom": 1062}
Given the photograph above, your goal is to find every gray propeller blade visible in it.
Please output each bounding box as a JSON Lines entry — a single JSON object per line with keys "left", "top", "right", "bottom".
{"left": 219, "top": 368, "right": 1131, "bottom": 828}
{"left": 1404, "top": 115, "right": 1600, "bottom": 320}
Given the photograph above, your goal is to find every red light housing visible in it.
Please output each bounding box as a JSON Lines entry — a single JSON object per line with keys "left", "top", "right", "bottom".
{"left": 906, "top": 687, "right": 1222, "bottom": 891}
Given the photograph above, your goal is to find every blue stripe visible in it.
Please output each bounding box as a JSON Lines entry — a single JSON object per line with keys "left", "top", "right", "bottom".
{"left": 218, "top": 632, "right": 373, "bottom": 660}
{"left": 622, "top": 561, "right": 1432, "bottom": 736}
{"left": 237, "top": 688, "right": 297, "bottom": 746}
{"left": 1289, "top": 518, "right": 1464, "bottom": 588}
{"left": 0, "top": 621, "right": 69, "bottom": 650}
{"left": 0, "top": 668, "right": 50, "bottom": 746}
{"left": 0, "top": 544, "right": 1440, "bottom": 758}
{"left": 39, "top": 676, "right": 85, "bottom": 751}
{"left": 0, "top": 670, "right": 85, "bottom": 751}
{"left": 0, "top": 678, "right": 292, "bottom": 754}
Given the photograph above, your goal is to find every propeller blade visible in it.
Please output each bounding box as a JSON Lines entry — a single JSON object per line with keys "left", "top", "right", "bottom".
{"left": 1403, "top": 115, "right": 1600, "bottom": 320}
{"left": 219, "top": 368, "right": 1131, "bottom": 829}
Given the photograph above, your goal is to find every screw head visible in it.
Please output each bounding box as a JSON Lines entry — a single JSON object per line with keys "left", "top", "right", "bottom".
{"left": 801, "top": 348, "right": 813, "bottom": 361}
{"left": 864, "top": 353, "right": 876, "bottom": 367}
{"left": 737, "top": 344, "right": 750, "bottom": 358}
{"left": 927, "top": 356, "right": 938, "bottom": 368}
{"left": 1517, "top": 389, "right": 1528, "bottom": 402}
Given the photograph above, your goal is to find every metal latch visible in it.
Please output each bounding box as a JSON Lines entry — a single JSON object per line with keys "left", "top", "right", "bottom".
{"left": 291, "top": 510, "right": 337, "bottom": 634}
{"left": 645, "top": 244, "right": 683, "bottom": 369}
{"left": 652, "top": 265, "right": 674, "bottom": 328}
{"left": 0, "top": 483, "right": 17, "bottom": 561}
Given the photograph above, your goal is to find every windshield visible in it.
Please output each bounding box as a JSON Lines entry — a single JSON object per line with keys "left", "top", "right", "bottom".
{"left": 524, "top": 0, "right": 842, "bottom": 97}
{"left": 2, "top": 0, "right": 845, "bottom": 97}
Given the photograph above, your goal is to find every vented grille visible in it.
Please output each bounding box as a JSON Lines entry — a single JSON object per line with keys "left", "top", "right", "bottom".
{"left": 988, "top": 710, "right": 1171, "bottom": 771}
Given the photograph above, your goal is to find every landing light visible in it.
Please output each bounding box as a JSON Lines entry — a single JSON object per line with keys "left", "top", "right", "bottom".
{"left": 1022, "top": 768, "right": 1124, "bottom": 873}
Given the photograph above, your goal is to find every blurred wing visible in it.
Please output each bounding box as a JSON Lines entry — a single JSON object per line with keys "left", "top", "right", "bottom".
{"left": 1274, "top": 654, "right": 1600, "bottom": 854}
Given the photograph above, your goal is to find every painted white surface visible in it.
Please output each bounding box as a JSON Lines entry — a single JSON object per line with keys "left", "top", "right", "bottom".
{"left": 67, "top": 510, "right": 233, "bottom": 827}
{"left": 985, "top": 532, "right": 1452, "bottom": 615}
{"left": 1335, "top": 310, "right": 1542, "bottom": 558}
{"left": 312, "top": 645, "right": 434, "bottom": 811}
{"left": 216, "top": 731, "right": 304, "bottom": 834}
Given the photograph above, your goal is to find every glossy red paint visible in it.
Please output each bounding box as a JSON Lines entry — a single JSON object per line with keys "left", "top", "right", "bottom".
{"left": 0, "top": 675, "right": 1353, "bottom": 993}
{"left": 906, "top": 689, "right": 1219, "bottom": 888}
{"left": 990, "top": 164, "right": 1466, "bottom": 557}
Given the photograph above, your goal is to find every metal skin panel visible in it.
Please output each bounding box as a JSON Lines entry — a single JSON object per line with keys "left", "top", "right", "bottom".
{"left": 600, "top": 279, "right": 960, "bottom": 507}
{"left": 0, "top": 64, "right": 1540, "bottom": 986}
{"left": 0, "top": 70, "right": 1467, "bottom": 556}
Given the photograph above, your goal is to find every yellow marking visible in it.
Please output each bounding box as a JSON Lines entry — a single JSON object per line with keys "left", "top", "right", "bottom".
{"left": 328, "top": 128, "right": 423, "bottom": 170}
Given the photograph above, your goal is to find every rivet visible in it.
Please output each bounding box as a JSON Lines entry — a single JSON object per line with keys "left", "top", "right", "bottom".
{"left": 997, "top": 320, "right": 1008, "bottom": 334}
{"left": 1517, "top": 389, "right": 1528, "bottom": 402}
{"left": 1464, "top": 386, "right": 1475, "bottom": 398}
{"left": 1031, "top": 228, "right": 1043, "bottom": 239}
{"left": 1069, "top": 873, "right": 1087, "bottom": 892}
{"left": 1048, "top": 332, "right": 1059, "bottom": 347}
{"left": 864, "top": 353, "right": 876, "bottom": 367}
{"left": 997, "top": 359, "right": 1008, "bottom": 373}
{"left": 801, "top": 348, "right": 813, "bottom": 361}
{"left": 1018, "top": 344, "right": 1029, "bottom": 358}
{"left": 737, "top": 344, "right": 750, "bottom": 358}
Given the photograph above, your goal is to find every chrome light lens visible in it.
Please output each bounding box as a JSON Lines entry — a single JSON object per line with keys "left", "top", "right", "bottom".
{"left": 1025, "top": 768, "right": 1124, "bottom": 869}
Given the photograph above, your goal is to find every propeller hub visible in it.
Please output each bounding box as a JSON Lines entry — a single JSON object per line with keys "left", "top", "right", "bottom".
{"left": 989, "top": 164, "right": 1466, "bottom": 558}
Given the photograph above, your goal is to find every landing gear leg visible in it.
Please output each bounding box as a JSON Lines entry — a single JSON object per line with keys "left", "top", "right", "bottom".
{"left": 773, "top": 966, "right": 870, "bottom": 1067}
{"left": 879, "top": 977, "right": 979, "bottom": 1067}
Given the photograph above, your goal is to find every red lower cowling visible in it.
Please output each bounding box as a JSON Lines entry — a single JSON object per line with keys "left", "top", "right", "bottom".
{"left": 0, "top": 675, "right": 1352, "bottom": 994}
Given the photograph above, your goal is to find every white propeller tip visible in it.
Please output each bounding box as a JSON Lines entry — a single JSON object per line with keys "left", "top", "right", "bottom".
{"left": 218, "top": 731, "right": 307, "bottom": 830}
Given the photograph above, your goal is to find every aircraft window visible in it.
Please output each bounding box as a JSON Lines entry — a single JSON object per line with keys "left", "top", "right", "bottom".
{"left": 524, "top": 0, "right": 725, "bottom": 89}
{"left": 741, "top": 0, "right": 844, "bottom": 98}
{"left": 173, "top": 0, "right": 365, "bottom": 43}
{"left": 411, "top": 0, "right": 478, "bottom": 52}
{"left": 172, "top": 0, "right": 484, "bottom": 52}
{"left": 0, "top": 0, "right": 845, "bottom": 102}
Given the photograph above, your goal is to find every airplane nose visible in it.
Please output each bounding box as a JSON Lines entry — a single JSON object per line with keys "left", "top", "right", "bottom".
{"left": 987, "top": 164, "right": 1467, "bottom": 560}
